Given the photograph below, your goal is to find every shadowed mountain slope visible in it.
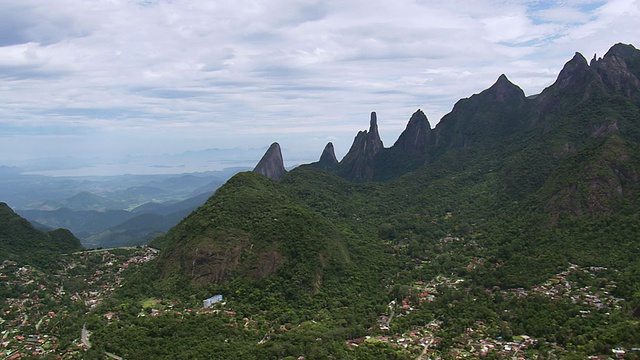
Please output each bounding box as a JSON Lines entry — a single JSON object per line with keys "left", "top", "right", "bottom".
{"left": 0, "top": 202, "right": 83, "bottom": 268}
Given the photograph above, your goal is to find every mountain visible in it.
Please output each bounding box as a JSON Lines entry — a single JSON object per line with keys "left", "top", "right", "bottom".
{"left": 252, "top": 142, "right": 287, "bottom": 180}
{"left": 17, "top": 208, "right": 133, "bottom": 239}
{"left": 157, "top": 42, "right": 640, "bottom": 288}
{"left": 83, "top": 213, "right": 168, "bottom": 248}
{"left": 392, "top": 109, "right": 433, "bottom": 158}
{"left": 40, "top": 191, "right": 127, "bottom": 211}
{"left": 12, "top": 169, "right": 236, "bottom": 248}
{"left": 84, "top": 192, "right": 214, "bottom": 248}
{"left": 307, "top": 142, "right": 339, "bottom": 172}
{"left": 306, "top": 44, "right": 640, "bottom": 185}
{"left": 153, "top": 172, "right": 351, "bottom": 290}
{"left": 0, "top": 202, "right": 83, "bottom": 268}
{"left": 333, "top": 112, "right": 384, "bottom": 181}
{"left": 88, "top": 43, "right": 640, "bottom": 358}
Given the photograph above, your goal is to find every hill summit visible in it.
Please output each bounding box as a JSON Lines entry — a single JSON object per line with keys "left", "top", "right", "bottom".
{"left": 0, "top": 202, "right": 83, "bottom": 268}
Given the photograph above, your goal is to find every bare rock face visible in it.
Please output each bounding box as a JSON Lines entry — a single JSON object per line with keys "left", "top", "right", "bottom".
{"left": 393, "top": 109, "right": 432, "bottom": 158}
{"left": 303, "top": 142, "right": 339, "bottom": 172}
{"left": 489, "top": 74, "right": 527, "bottom": 103}
{"left": 253, "top": 142, "right": 287, "bottom": 180}
{"left": 338, "top": 112, "right": 384, "bottom": 181}
{"left": 591, "top": 118, "right": 619, "bottom": 138}
{"left": 316, "top": 142, "right": 339, "bottom": 170}
{"left": 553, "top": 52, "right": 591, "bottom": 91}
{"left": 189, "top": 242, "right": 247, "bottom": 286}
{"left": 535, "top": 43, "right": 640, "bottom": 127}
{"left": 595, "top": 43, "right": 640, "bottom": 99}
{"left": 433, "top": 74, "right": 527, "bottom": 151}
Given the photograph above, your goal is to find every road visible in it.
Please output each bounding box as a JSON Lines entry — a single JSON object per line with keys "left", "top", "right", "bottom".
{"left": 81, "top": 323, "right": 91, "bottom": 349}
{"left": 416, "top": 338, "right": 434, "bottom": 360}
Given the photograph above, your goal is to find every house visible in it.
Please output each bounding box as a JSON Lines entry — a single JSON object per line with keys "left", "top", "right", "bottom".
{"left": 203, "top": 295, "right": 223, "bottom": 308}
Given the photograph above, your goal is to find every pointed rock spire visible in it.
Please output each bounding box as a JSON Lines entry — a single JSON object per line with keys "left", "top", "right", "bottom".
{"left": 337, "top": 112, "right": 384, "bottom": 181}
{"left": 318, "top": 142, "right": 338, "bottom": 166}
{"left": 303, "top": 142, "right": 339, "bottom": 172}
{"left": 341, "top": 112, "right": 384, "bottom": 162}
{"left": 366, "top": 112, "right": 384, "bottom": 154}
{"left": 253, "top": 142, "right": 286, "bottom": 180}
{"left": 393, "top": 109, "right": 432, "bottom": 158}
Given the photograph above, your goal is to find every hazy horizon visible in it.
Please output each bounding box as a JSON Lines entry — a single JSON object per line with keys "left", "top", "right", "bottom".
{"left": 2, "top": 0, "right": 639, "bottom": 176}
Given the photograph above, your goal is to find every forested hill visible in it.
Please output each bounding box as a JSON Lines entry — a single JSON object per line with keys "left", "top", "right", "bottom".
{"left": 86, "top": 43, "right": 640, "bottom": 358}
{"left": 0, "top": 202, "right": 83, "bottom": 269}
{"left": 154, "top": 42, "right": 640, "bottom": 287}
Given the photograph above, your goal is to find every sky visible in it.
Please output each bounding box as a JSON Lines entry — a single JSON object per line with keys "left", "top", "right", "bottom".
{"left": 0, "top": 0, "right": 638, "bottom": 176}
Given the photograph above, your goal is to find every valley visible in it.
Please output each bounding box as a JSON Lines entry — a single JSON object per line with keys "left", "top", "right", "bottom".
{"left": 1, "top": 167, "right": 246, "bottom": 249}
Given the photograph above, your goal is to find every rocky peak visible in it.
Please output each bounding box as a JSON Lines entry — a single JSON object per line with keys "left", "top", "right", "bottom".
{"left": 253, "top": 142, "right": 286, "bottom": 181}
{"left": 487, "top": 74, "right": 526, "bottom": 103}
{"left": 342, "top": 112, "right": 384, "bottom": 160}
{"left": 533, "top": 52, "right": 596, "bottom": 122}
{"left": 392, "top": 109, "right": 432, "bottom": 158}
{"left": 318, "top": 142, "right": 338, "bottom": 166}
{"left": 337, "top": 112, "right": 384, "bottom": 182}
{"left": 596, "top": 43, "right": 640, "bottom": 99}
{"left": 605, "top": 43, "right": 639, "bottom": 60}
{"left": 553, "top": 52, "right": 591, "bottom": 90}
{"left": 366, "top": 112, "right": 384, "bottom": 154}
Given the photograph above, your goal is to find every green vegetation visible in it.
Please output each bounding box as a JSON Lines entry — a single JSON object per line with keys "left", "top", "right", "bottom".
{"left": 81, "top": 127, "right": 640, "bottom": 357}
{"left": 0, "top": 202, "right": 83, "bottom": 269}
{"left": 3, "top": 43, "right": 640, "bottom": 359}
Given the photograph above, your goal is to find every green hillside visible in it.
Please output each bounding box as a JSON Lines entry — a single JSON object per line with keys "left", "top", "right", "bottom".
{"left": 45, "top": 43, "right": 640, "bottom": 359}
{"left": 0, "top": 202, "right": 83, "bottom": 269}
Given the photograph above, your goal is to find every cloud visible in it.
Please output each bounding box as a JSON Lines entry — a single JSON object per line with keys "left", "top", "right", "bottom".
{"left": 0, "top": 0, "right": 638, "bottom": 174}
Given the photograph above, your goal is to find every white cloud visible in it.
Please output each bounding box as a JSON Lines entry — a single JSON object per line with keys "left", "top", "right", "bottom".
{"left": 0, "top": 0, "right": 638, "bottom": 174}
{"left": 534, "top": 6, "right": 590, "bottom": 23}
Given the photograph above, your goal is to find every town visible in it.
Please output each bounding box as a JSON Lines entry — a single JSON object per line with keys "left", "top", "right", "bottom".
{"left": 1, "top": 242, "right": 638, "bottom": 359}
{"left": 1, "top": 247, "right": 158, "bottom": 359}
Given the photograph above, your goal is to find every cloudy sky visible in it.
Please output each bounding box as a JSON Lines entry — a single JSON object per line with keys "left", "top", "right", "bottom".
{"left": 1, "top": 0, "right": 638, "bottom": 175}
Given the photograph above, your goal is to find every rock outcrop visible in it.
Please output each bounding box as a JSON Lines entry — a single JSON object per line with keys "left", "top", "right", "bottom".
{"left": 433, "top": 74, "right": 527, "bottom": 151}
{"left": 595, "top": 43, "right": 640, "bottom": 99}
{"left": 303, "top": 142, "right": 340, "bottom": 172}
{"left": 488, "top": 74, "right": 527, "bottom": 104}
{"left": 253, "top": 142, "right": 286, "bottom": 181}
{"left": 271, "top": 43, "right": 640, "bottom": 184}
{"left": 392, "top": 109, "right": 432, "bottom": 158}
{"left": 314, "top": 142, "right": 339, "bottom": 171}
{"left": 553, "top": 52, "right": 591, "bottom": 91}
{"left": 337, "top": 112, "right": 384, "bottom": 182}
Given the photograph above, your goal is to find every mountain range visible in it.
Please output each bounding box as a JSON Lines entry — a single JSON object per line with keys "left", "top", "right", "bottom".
{"left": 6, "top": 168, "right": 245, "bottom": 248}
{"left": 2, "top": 42, "right": 640, "bottom": 358}
{"left": 155, "top": 42, "right": 640, "bottom": 286}
{"left": 156, "top": 44, "right": 640, "bottom": 279}
{"left": 109, "top": 43, "right": 638, "bottom": 358}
